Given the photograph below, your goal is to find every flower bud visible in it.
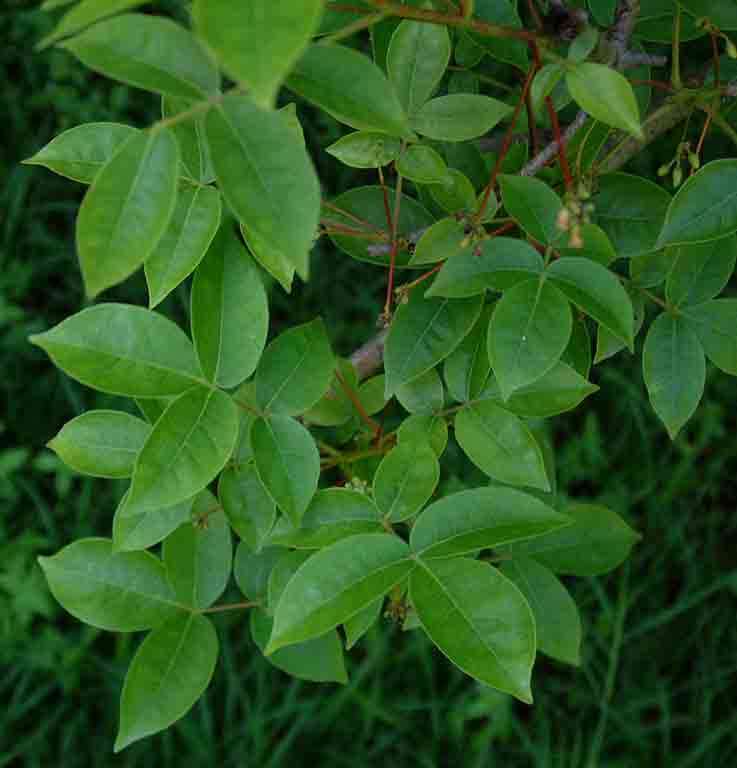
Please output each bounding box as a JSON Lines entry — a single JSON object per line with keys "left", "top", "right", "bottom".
{"left": 658, "top": 163, "right": 671, "bottom": 177}
{"left": 569, "top": 225, "right": 584, "bottom": 249}
{"left": 672, "top": 165, "right": 683, "bottom": 187}
{"left": 726, "top": 38, "right": 737, "bottom": 59}
{"left": 556, "top": 207, "right": 571, "bottom": 232}
{"left": 688, "top": 152, "right": 701, "bottom": 170}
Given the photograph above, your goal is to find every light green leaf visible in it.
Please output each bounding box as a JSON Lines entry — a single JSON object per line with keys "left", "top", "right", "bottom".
{"left": 470, "top": 0, "right": 528, "bottom": 70}
{"left": 286, "top": 44, "right": 411, "bottom": 137}
{"left": 397, "top": 413, "right": 449, "bottom": 458}
{"left": 113, "top": 493, "right": 193, "bottom": 553}
{"left": 326, "top": 131, "right": 402, "bottom": 169}
{"left": 665, "top": 236, "right": 737, "bottom": 307}
{"left": 373, "top": 442, "right": 440, "bottom": 522}
{"left": 251, "top": 415, "right": 320, "bottom": 526}
{"left": 23, "top": 122, "right": 136, "bottom": 183}
{"left": 530, "top": 63, "right": 564, "bottom": 114}
{"left": 429, "top": 168, "right": 477, "bottom": 214}
{"left": 256, "top": 319, "right": 335, "bottom": 416}
{"left": 206, "top": 92, "right": 320, "bottom": 281}
{"left": 114, "top": 612, "right": 218, "bottom": 752}
{"left": 387, "top": 18, "right": 451, "bottom": 114}
{"left": 384, "top": 291, "right": 483, "bottom": 395}
{"left": 566, "top": 63, "right": 642, "bottom": 138}
{"left": 410, "top": 487, "right": 570, "bottom": 559}
{"left": 443, "top": 304, "right": 493, "bottom": 402}
{"left": 411, "top": 94, "right": 512, "bottom": 142}
{"left": 396, "top": 144, "right": 449, "bottom": 184}
{"left": 396, "top": 367, "right": 444, "bottom": 414}
{"left": 61, "top": 14, "right": 219, "bottom": 100}
{"left": 682, "top": 299, "right": 737, "bottom": 374}
{"left": 76, "top": 128, "right": 179, "bottom": 297}
{"left": 191, "top": 227, "right": 268, "bottom": 389}
{"left": 30, "top": 303, "right": 203, "bottom": 398}
{"left": 594, "top": 173, "right": 671, "bottom": 258}
{"left": 193, "top": 0, "right": 324, "bottom": 108}
{"left": 145, "top": 185, "right": 222, "bottom": 309}
{"left": 135, "top": 397, "right": 170, "bottom": 425}
{"left": 428, "top": 237, "right": 544, "bottom": 298}
{"left": 503, "top": 503, "right": 640, "bottom": 575}
{"left": 410, "top": 557, "right": 535, "bottom": 703}
{"left": 488, "top": 278, "right": 572, "bottom": 400}
{"left": 48, "top": 410, "right": 149, "bottom": 479}
{"left": 498, "top": 175, "right": 563, "bottom": 245}
{"left": 123, "top": 387, "right": 239, "bottom": 516}
{"left": 657, "top": 160, "right": 737, "bottom": 247}
{"left": 38, "top": 0, "right": 147, "bottom": 49}
{"left": 240, "top": 223, "right": 296, "bottom": 293}
{"left": 500, "top": 557, "right": 581, "bottom": 666}
{"left": 344, "top": 598, "right": 383, "bottom": 649}
{"left": 643, "top": 312, "right": 705, "bottom": 438}
{"left": 38, "top": 538, "right": 179, "bottom": 631}
{"left": 455, "top": 401, "right": 550, "bottom": 491}
{"left": 251, "top": 609, "right": 347, "bottom": 683}
{"left": 266, "top": 533, "right": 413, "bottom": 652}
{"left": 410, "top": 217, "right": 465, "bottom": 266}
{"left": 234, "top": 544, "right": 281, "bottom": 604}
{"left": 161, "top": 96, "right": 214, "bottom": 184}
{"left": 547, "top": 257, "right": 634, "bottom": 347}
{"left": 218, "top": 463, "right": 275, "bottom": 552}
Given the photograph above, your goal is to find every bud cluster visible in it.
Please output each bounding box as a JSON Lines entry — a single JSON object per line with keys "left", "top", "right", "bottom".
{"left": 556, "top": 182, "right": 595, "bottom": 249}
{"left": 658, "top": 141, "right": 700, "bottom": 188}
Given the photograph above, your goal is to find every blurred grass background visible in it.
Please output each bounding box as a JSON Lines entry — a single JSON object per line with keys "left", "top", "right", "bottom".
{"left": 2, "top": 2, "right": 737, "bottom": 766}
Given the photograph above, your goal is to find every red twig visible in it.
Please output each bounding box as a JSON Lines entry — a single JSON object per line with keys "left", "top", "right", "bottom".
{"left": 545, "top": 96, "right": 573, "bottom": 191}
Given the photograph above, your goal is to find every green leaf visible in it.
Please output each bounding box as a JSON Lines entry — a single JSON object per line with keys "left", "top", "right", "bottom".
{"left": 206, "top": 93, "right": 320, "bottom": 282}
{"left": 530, "top": 63, "right": 564, "bottom": 114}
{"left": 123, "top": 387, "right": 239, "bottom": 516}
{"left": 344, "top": 598, "right": 383, "bottom": 649}
{"left": 30, "top": 303, "right": 203, "bottom": 398}
{"left": 643, "top": 312, "right": 705, "bottom": 439}
{"left": 500, "top": 557, "right": 581, "bottom": 666}
{"left": 23, "top": 122, "right": 136, "bottom": 183}
{"left": 443, "top": 304, "right": 493, "bottom": 401}
{"left": 396, "top": 144, "right": 449, "bottom": 184}
{"left": 387, "top": 18, "right": 451, "bottom": 114}
{"left": 113, "top": 493, "right": 194, "bottom": 553}
{"left": 304, "top": 359, "right": 359, "bottom": 427}
{"left": 679, "top": 0, "right": 737, "bottom": 29}
{"left": 488, "top": 278, "right": 572, "bottom": 400}
{"left": 48, "top": 410, "right": 149, "bottom": 479}
{"left": 665, "top": 236, "right": 737, "bottom": 307}
{"left": 61, "top": 14, "right": 219, "bottom": 100}
{"left": 470, "top": 0, "right": 528, "bottom": 70}
{"left": 256, "top": 319, "right": 335, "bottom": 416}
{"left": 76, "top": 128, "right": 179, "bottom": 297}
{"left": 218, "top": 464, "right": 275, "bottom": 552}
{"left": 595, "top": 291, "right": 645, "bottom": 363}
{"left": 410, "top": 217, "right": 465, "bottom": 266}
{"left": 384, "top": 291, "right": 483, "bottom": 396}
{"left": 566, "top": 63, "right": 642, "bottom": 138}
{"left": 233, "top": 544, "right": 281, "bottom": 604}
{"left": 429, "top": 168, "right": 477, "bottom": 214}
{"left": 410, "top": 558, "right": 534, "bottom": 703}
{"left": 135, "top": 398, "right": 170, "bottom": 425}
{"left": 636, "top": 0, "right": 705, "bottom": 42}
{"left": 397, "top": 413, "right": 449, "bottom": 458}
{"left": 145, "top": 185, "right": 222, "bottom": 309}
{"left": 269, "top": 488, "right": 382, "bottom": 550}
{"left": 547, "top": 257, "right": 634, "bottom": 347}
{"left": 593, "top": 173, "right": 671, "bottom": 258}
{"left": 252, "top": 608, "right": 347, "bottom": 683}
{"left": 568, "top": 26, "right": 599, "bottom": 62}
{"left": 266, "top": 533, "right": 413, "bottom": 652}
{"left": 38, "top": 538, "right": 179, "bottom": 631}
{"left": 191, "top": 227, "right": 268, "bottom": 389}
{"left": 411, "top": 94, "right": 512, "bottom": 142}
{"left": 161, "top": 96, "right": 214, "bottom": 184}
{"left": 410, "top": 487, "right": 570, "bottom": 559}
{"left": 657, "top": 160, "right": 737, "bottom": 247}
{"left": 557, "top": 222, "right": 616, "bottom": 266}
{"left": 498, "top": 175, "right": 563, "bottom": 245}
{"left": 455, "top": 401, "right": 550, "bottom": 491}
{"left": 114, "top": 612, "right": 218, "bottom": 752}
{"left": 359, "top": 374, "right": 390, "bottom": 416}
{"left": 428, "top": 237, "right": 544, "bottom": 298}
{"left": 373, "top": 442, "right": 440, "bottom": 522}
{"left": 38, "top": 0, "right": 147, "bottom": 49}
{"left": 286, "top": 44, "right": 411, "bottom": 137}
{"left": 193, "top": 0, "right": 324, "bottom": 108}
{"left": 503, "top": 503, "right": 640, "bottom": 575}
{"left": 563, "top": 315, "right": 593, "bottom": 376}
{"left": 326, "top": 131, "right": 402, "bottom": 169}
{"left": 396, "top": 367, "right": 444, "bottom": 414}
{"left": 268, "top": 551, "right": 313, "bottom": 612}
{"left": 682, "top": 299, "right": 737, "bottom": 374}
{"left": 240, "top": 223, "right": 296, "bottom": 293}
{"left": 251, "top": 415, "right": 320, "bottom": 526}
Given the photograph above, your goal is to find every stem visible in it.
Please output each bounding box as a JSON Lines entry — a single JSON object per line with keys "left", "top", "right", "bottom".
{"left": 399, "top": 263, "right": 443, "bottom": 294}
{"left": 199, "top": 601, "right": 258, "bottom": 614}
{"left": 320, "top": 11, "right": 386, "bottom": 44}
{"left": 335, "top": 368, "right": 382, "bottom": 436}
{"left": 545, "top": 96, "right": 573, "bottom": 190}
{"left": 671, "top": 5, "right": 682, "bottom": 89}
{"left": 710, "top": 32, "right": 721, "bottom": 86}
{"left": 384, "top": 171, "right": 404, "bottom": 319}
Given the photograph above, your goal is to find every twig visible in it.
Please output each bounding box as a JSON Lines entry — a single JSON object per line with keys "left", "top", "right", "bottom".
{"left": 520, "top": 110, "right": 588, "bottom": 176}
{"left": 620, "top": 52, "right": 668, "bottom": 69}
{"left": 349, "top": 329, "right": 389, "bottom": 382}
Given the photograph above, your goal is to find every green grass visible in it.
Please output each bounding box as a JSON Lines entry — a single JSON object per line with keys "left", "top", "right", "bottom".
{"left": 2, "top": 3, "right": 737, "bottom": 766}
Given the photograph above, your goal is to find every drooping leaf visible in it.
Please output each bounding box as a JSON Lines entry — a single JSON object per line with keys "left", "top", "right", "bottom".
{"left": 61, "top": 14, "right": 219, "bottom": 100}
{"left": 145, "top": 185, "right": 222, "bottom": 309}
{"left": 326, "top": 131, "right": 402, "bottom": 169}
{"left": 410, "top": 557, "right": 535, "bottom": 703}
{"left": 410, "top": 487, "right": 570, "bottom": 559}
{"left": 23, "top": 122, "right": 137, "bottom": 183}
{"left": 114, "top": 613, "right": 218, "bottom": 752}
{"left": 123, "top": 387, "right": 239, "bottom": 516}
{"left": 455, "top": 401, "right": 550, "bottom": 491}
{"left": 76, "top": 128, "right": 179, "bottom": 297}
{"left": 665, "top": 236, "right": 737, "bottom": 307}
{"left": 193, "top": 0, "right": 324, "bottom": 107}
{"left": 682, "top": 299, "right": 737, "bottom": 374}
{"left": 266, "top": 533, "right": 413, "bottom": 652}
{"left": 498, "top": 175, "right": 563, "bottom": 245}
{"left": 218, "top": 463, "right": 276, "bottom": 552}
{"left": 643, "top": 312, "right": 705, "bottom": 439}
{"left": 30, "top": 304, "right": 203, "bottom": 398}
{"left": 411, "top": 94, "right": 512, "bottom": 142}
{"left": 500, "top": 557, "right": 582, "bottom": 666}
{"left": 38, "top": 538, "right": 179, "bottom": 631}
{"left": 251, "top": 415, "right": 320, "bottom": 526}
{"left": 206, "top": 92, "right": 320, "bottom": 281}
{"left": 373, "top": 442, "right": 440, "bottom": 522}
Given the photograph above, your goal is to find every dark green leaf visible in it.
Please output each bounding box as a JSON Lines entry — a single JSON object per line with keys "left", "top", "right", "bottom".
{"left": 218, "top": 463, "right": 276, "bottom": 552}
{"left": 682, "top": 299, "right": 737, "bottom": 375}
{"left": 344, "top": 598, "right": 383, "bottom": 649}
{"left": 373, "top": 442, "right": 440, "bottom": 522}
{"left": 397, "top": 413, "right": 449, "bottom": 457}
{"left": 665, "top": 236, "right": 737, "bottom": 307}
{"left": 443, "top": 303, "right": 493, "bottom": 402}
{"left": 499, "top": 175, "right": 563, "bottom": 245}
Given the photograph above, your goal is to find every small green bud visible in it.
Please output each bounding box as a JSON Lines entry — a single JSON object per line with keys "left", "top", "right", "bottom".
{"left": 688, "top": 152, "right": 701, "bottom": 170}
{"left": 726, "top": 38, "right": 737, "bottom": 59}
{"left": 672, "top": 165, "right": 683, "bottom": 187}
{"left": 658, "top": 163, "right": 671, "bottom": 177}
